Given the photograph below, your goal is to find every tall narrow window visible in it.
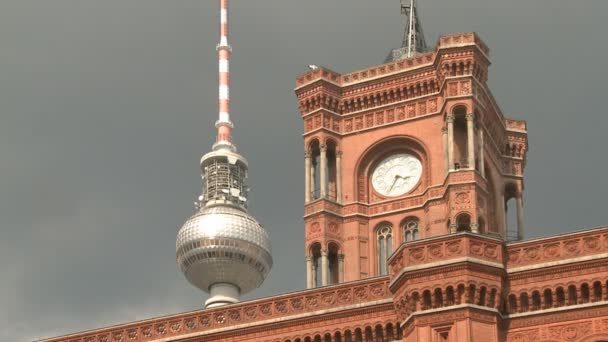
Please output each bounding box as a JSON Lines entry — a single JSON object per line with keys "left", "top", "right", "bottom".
{"left": 403, "top": 218, "right": 420, "bottom": 241}
{"left": 377, "top": 225, "right": 393, "bottom": 275}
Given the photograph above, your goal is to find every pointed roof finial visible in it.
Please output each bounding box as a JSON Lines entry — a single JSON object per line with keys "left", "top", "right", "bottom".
{"left": 385, "top": 0, "right": 428, "bottom": 63}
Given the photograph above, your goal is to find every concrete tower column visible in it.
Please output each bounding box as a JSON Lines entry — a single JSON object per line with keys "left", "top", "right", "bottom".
{"left": 338, "top": 254, "right": 345, "bottom": 283}
{"left": 306, "top": 256, "right": 313, "bottom": 289}
{"left": 517, "top": 192, "right": 525, "bottom": 240}
{"left": 321, "top": 249, "right": 328, "bottom": 286}
{"left": 466, "top": 113, "right": 476, "bottom": 169}
{"left": 442, "top": 126, "right": 449, "bottom": 174}
{"left": 446, "top": 115, "right": 455, "bottom": 170}
{"left": 336, "top": 151, "right": 343, "bottom": 203}
{"left": 304, "top": 151, "right": 311, "bottom": 203}
{"left": 320, "top": 144, "right": 327, "bottom": 199}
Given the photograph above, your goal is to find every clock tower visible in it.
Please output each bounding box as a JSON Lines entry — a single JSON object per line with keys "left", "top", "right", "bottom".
{"left": 296, "top": 1, "right": 528, "bottom": 289}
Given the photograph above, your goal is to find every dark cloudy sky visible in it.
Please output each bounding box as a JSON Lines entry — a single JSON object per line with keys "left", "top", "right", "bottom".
{"left": 2, "top": 0, "right": 607, "bottom": 340}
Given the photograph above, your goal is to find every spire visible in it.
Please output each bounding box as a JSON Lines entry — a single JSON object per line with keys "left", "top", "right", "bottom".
{"left": 385, "top": 0, "right": 428, "bottom": 63}
{"left": 214, "top": 0, "right": 234, "bottom": 150}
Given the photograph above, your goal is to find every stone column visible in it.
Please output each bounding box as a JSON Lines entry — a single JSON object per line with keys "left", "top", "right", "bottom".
{"left": 470, "top": 222, "right": 479, "bottom": 234}
{"left": 499, "top": 189, "right": 508, "bottom": 239}
{"left": 304, "top": 151, "right": 311, "bottom": 203}
{"left": 447, "top": 115, "right": 455, "bottom": 171}
{"left": 449, "top": 223, "right": 458, "bottom": 234}
{"left": 516, "top": 193, "right": 524, "bottom": 240}
{"left": 321, "top": 250, "right": 328, "bottom": 286}
{"left": 442, "top": 127, "right": 449, "bottom": 174}
{"left": 552, "top": 291, "right": 558, "bottom": 308}
{"left": 336, "top": 151, "right": 343, "bottom": 203}
{"left": 312, "top": 259, "right": 317, "bottom": 288}
{"left": 479, "top": 127, "right": 485, "bottom": 177}
{"left": 320, "top": 145, "right": 327, "bottom": 199}
{"left": 338, "top": 254, "right": 345, "bottom": 283}
{"left": 306, "top": 256, "right": 313, "bottom": 289}
{"left": 466, "top": 113, "right": 475, "bottom": 169}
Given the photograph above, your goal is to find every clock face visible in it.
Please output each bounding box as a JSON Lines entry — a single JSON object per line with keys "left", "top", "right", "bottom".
{"left": 371, "top": 153, "right": 422, "bottom": 197}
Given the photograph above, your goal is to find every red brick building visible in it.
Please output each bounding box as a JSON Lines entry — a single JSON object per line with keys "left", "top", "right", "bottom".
{"left": 39, "top": 2, "right": 608, "bottom": 342}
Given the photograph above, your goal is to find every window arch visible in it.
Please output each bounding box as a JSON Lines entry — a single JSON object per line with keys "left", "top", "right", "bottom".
{"left": 402, "top": 217, "right": 420, "bottom": 242}
{"left": 327, "top": 242, "right": 340, "bottom": 285}
{"left": 376, "top": 224, "right": 393, "bottom": 276}
{"left": 456, "top": 213, "right": 472, "bottom": 232}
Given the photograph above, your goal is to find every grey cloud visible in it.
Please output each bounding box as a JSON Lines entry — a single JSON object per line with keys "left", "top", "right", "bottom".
{"left": 1, "top": 0, "right": 607, "bottom": 340}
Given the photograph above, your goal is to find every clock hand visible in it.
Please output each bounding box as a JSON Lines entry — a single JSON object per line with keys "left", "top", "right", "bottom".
{"left": 387, "top": 176, "right": 399, "bottom": 193}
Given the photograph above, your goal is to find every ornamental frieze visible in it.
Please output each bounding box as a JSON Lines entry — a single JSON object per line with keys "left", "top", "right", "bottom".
{"left": 391, "top": 233, "right": 504, "bottom": 269}
{"left": 508, "top": 305, "right": 608, "bottom": 329}
{"left": 51, "top": 278, "right": 391, "bottom": 342}
{"left": 507, "top": 230, "right": 608, "bottom": 269}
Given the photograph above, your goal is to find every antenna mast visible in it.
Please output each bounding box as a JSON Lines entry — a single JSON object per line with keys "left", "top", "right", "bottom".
{"left": 386, "top": 0, "right": 428, "bottom": 62}
{"left": 215, "top": 0, "right": 234, "bottom": 148}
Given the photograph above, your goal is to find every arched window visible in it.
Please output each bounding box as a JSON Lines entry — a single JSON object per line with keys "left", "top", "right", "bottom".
{"left": 568, "top": 285, "right": 577, "bottom": 305}
{"left": 456, "top": 213, "right": 471, "bottom": 232}
{"left": 377, "top": 224, "right": 393, "bottom": 275}
{"left": 593, "top": 281, "right": 603, "bottom": 302}
{"left": 543, "top": 289, "right": 553, "bottom": 309}
{"left": 364, "top": 327, "right": 373, "bottom": 342}
{"left": 520, "top": 293, "right": 529, "bottom": 312}
{"left": 581, "top": 283, "right": 590, "bottom": 303}
{"left": 328, "top": 242, "right": 340, "bottom": 285}
{"left": 422, "top": 290, "right": 432, "bottom": 310}
{"left": 556, "top": 287, "right": 566, "bottom": 307}
{"left": 508, "top": 294, "right": 517, "bottom": 314}
{"left": 434, "top": 288, "right": 444, "bottom": 308}
{"left": 532, "top": 291, "right": 541, "bottom": 311}
{"left": 403, "top": 218, "right": 420, "bottom": 242}
{"left": 310, "top": 243, "right": 322, "bottom": 288}
{"left": 446, "top": 286, "right": 455, "bottom": 306}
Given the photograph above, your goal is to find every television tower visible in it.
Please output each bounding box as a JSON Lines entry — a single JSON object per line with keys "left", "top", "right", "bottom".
{"left": 176, "top": 0, "right": 273, "bottom": 308}
{"left": 386, "top": 0, "right": 428, "bottom": 62}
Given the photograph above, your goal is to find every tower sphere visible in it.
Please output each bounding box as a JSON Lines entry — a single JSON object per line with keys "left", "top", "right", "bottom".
{"left": 176, "top": 148, "right": 273, "bottom": 307}
{"left": 176, "top": 205, "right": 272, "bottom": 298}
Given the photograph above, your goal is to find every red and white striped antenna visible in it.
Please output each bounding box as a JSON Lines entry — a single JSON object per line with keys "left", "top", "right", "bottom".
{"left": 215, "top": 0, "right": 234, "bottom": 148}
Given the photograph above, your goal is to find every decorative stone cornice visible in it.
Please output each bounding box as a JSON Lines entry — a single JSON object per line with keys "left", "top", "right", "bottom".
{"left": 506, "top": 227, "right": 608, "bottom": 270}
{"left": 38, "top": 277, "right": 392, "bottom": 342}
